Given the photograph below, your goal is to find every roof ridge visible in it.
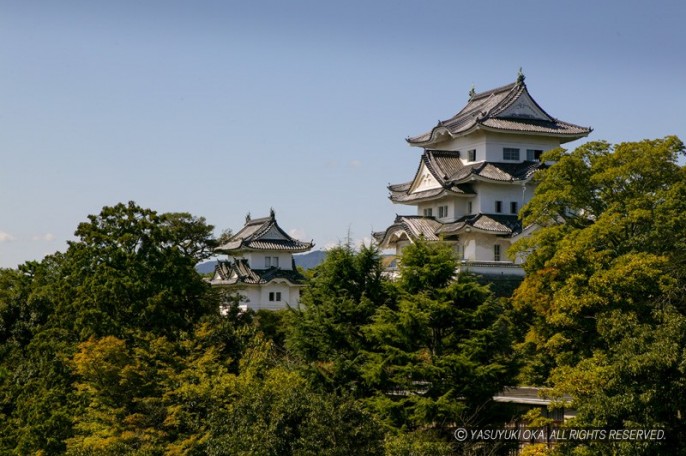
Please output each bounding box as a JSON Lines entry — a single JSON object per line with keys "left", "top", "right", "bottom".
{"left": 245, "top": 216, "right": 271, "bottom": 225}
{"left": 398, "top": 214, "right": 436, "bottom": 219}
{"left": 470, "top": 81, "right": 518, "bottom": 101}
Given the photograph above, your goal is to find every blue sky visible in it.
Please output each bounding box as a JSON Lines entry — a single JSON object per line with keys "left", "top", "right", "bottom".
{"left": 1, "top": 0, "right": 685, "bottom": 267}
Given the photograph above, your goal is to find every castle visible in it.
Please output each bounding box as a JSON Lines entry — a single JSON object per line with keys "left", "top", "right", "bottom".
{"left": 209, "top": 210, "right": 313, "bottom": 311}
{"left": 374, "top": 74, "right": 590, "bottom": 280}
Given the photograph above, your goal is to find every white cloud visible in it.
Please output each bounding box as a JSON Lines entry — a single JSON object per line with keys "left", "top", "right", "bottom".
{"left": 31, "top": 233, "right": 56, "bottom": 242}
{"left": 355, "top": 236, "right": 373, "bottom": 248}
{"left": 349, "top": 159, "right": 362, "bottom": 169}
{"left": 0, "top": 231, "right": 16, "bottom": 242}
{"left": 288, "top": 228, "right": 307, "bottom": 240}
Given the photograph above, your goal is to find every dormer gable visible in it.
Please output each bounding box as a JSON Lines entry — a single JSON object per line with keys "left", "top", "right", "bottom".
{"left": 493, "top": 90, "right": 552, "bottom": 121}
{"left": 408, "top": 161, "right": 442, "bottom": 194}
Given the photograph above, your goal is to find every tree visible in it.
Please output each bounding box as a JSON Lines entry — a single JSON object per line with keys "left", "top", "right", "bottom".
{"left": 0, "top": 257, "right": 78, "bottom": 454}
{"left": 54, "top": 201, "right": 218, "bottom": 339}
{"left": 202, "top": 338, "right": 384, "bottom": 456}
{"left": 0, "top": 202, "right": 222, "bottom": 454}
{"left": 361, "top": 239, "right": 518, "bottom": 448}
{"left": 510, "top": 137, "right": 686, "bottom": 454}
{"left": 286, "top": 243, "right": 395, "bottom": 393}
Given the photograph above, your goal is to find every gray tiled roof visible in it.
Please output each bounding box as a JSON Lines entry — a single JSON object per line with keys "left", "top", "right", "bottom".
{"left": 375, "top": 215, "right": 442, "bottom": 248}
{"left": 437, "top": 214, "right": 522, "bottom": 236}
{"left": 389, "top": 184, "right": 475, "bottom": 203}
{"left": 388, "top": 148, "right": 542, "bottom": 203}
{"left": 453, "top": 161, "right": 543, "bottom": 183}
{"left": 407, "top": 80, "right": 590, "bottom": 146}
{"left": 216, "top": 210, "right": 314, "bottom": 253}
{"left": 373, "top": 214, "right": 522, "bottom": 248}
{"left": 376, "top": 213, "right": 523, "bottom": 249}
{"left": 210, "top": 258, "right": 306, "bottom": 285}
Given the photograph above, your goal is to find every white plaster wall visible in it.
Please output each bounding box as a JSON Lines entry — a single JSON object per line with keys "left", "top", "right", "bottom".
{"left": 427, "top": 132, "right": 487, "bottom": 164}
{"left": 243, "top": 252, "right": 294, "bottom": 270}
{"left": 462, "top": 236, "right": 477, "bottom": 261}
{"left": 242, "top": 287, "right": 261, "bottom": 309}
{"left": 461, "top": 233, "right": 515, "bottom": 263}
{"left": 224, "top": 282, "right": 303, "bottom": 312}
{"left": 483, "top": 133, "right": 559, "bottom": 163}
{"left": 476, "top": 183, "right": 527, "bottom": 214}
{"left": 257, "top": 282, "right": 293, "bottom": 311}
{"left": 475, "top": 234, "right": 495, "bottom": 261}
{"left": 418, "top": 198, "right": 478, "bottom": 222}
{"left": 451, "top": 199, "right": 474, "bottom": 220}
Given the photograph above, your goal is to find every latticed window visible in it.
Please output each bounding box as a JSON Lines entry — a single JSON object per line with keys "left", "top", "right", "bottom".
{"left": 503, "top": 147, "right": 520, "bottom": 160}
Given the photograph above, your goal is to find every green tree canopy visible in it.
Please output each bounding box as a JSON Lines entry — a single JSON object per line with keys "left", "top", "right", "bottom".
{"left": 361, "top": 239, "right": 518, "bottom": 449}
{"left": 511, "top": 136, "right": 686, "bottom": 454}
{"left": 286, "top": 243, "right": 395, "bottom": 393}
{"left": 0, "top": 202, "right": 221, "bottom": 454}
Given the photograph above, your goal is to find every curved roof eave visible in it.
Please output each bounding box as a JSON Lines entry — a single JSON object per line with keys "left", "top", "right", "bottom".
{"left": 376, "top": 224, "right": 412, "bottom": 249}
{"left": 263, "top": 278, "right": 304, "bottom": 287}
{"left": 406, "top": 126, "right": 454, "bottom": 147}
{"left": 476, "top": 123, "right": 591, "bottom": 142}
{"left": 450, "top": 174, "right": 535, "bottom": 186}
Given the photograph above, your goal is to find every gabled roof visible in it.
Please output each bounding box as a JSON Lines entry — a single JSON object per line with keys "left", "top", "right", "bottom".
{"left": 407, "top": 77, "right": 591, "bottom": 147}
{"left": 373, "top": 215, "right": 442, "bottom": 248}
{"left": 216, "top": 209, "right": 314, "bottom": 254}
{"left": 210, "top": 258, "right": 306, "bottom": 286}
{"left": 388, "top": 148, "right": 543, "bottom": 204}
{"left": 395, "top": 215, "right": 442, "bottom": 241}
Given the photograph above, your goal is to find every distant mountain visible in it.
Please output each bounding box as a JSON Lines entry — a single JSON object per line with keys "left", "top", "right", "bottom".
{"left": 293, "top": 250, "right": 326, "bottom": 269}
{"left": 195, "top": 260, "right": 218, "bottom": 274}
{"left": 195, "top": 250, "right": 327, "bottom": 274}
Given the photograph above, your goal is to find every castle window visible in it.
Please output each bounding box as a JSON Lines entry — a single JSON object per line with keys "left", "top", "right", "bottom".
{"left": 527, "top": 149, "right": 543, "bottom": 161}
{"left": 269, "top": 292, "right": 282, "bottom": 302}
{"left": 423, "top": 208, "right": 433, "bottom": 217}
{"left": 468, "top": 201, "right": 473, "bottom": 214}
{"left": 438, "top": 205, "right": 448, "bottom": 218}
{"left": 494, "top": 244, "right": 501, "bottom": 261}
{"left": 495, "top": 201, "right": 503, "bottom": 213}
{"left": 468, "top": 149, "right": 476, "bottom": 161}
{"left": 273, "top": 256, "right": 279, "bottom": 268}
{"left": 265, "top": 256, "right": 271, "bottom": 268}
{"left": 503, "top": 148, "right": 520, "bottom": 160}
{"left": 510, "top": 201, "right": 518, "bottom": 214}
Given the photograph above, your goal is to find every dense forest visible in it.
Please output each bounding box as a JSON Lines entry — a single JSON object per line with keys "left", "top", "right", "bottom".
{"left": 1, "top": 137, "right": 685, "bottom": 455}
